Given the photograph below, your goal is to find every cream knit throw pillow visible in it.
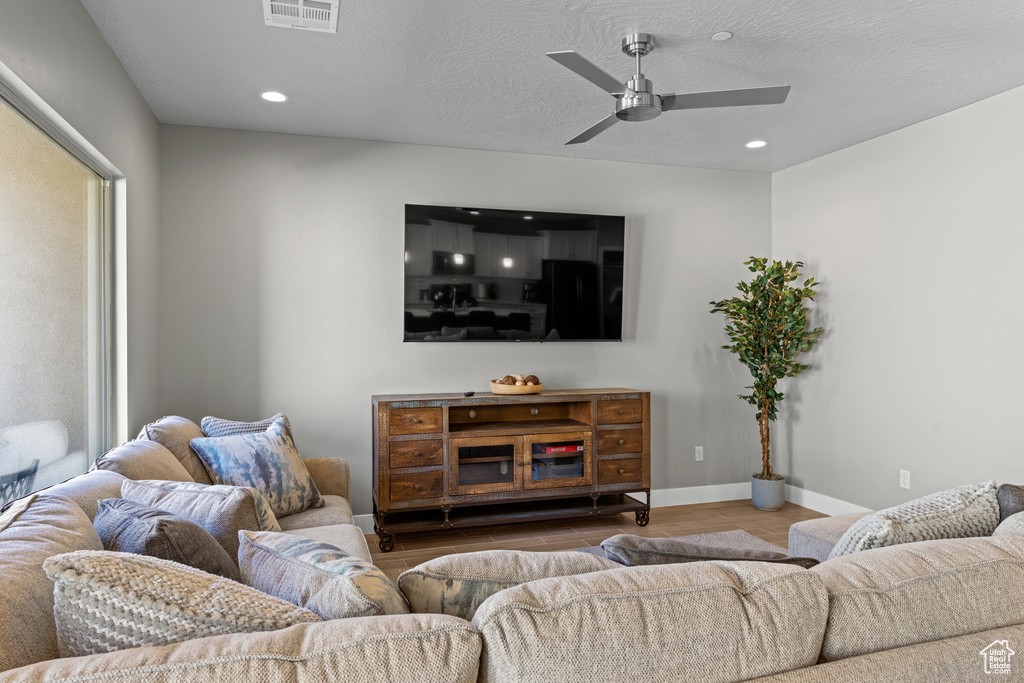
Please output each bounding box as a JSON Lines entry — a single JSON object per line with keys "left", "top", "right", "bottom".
{"left": 829, "top": 481, "right": 999, "bottom": 558}
{"left": 44, "top": 550, "right": 320, "bottom": 657}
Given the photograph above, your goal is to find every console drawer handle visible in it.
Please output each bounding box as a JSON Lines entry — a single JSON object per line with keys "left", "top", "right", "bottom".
{"left": 618, "top": 439, "right": 625, "bottom": 445}
{"left": 469, "top": 410, "right": 477, "bottom": 418}
{"left": 412, "top": 418, "right": 423, "bottom": 424}
{"left": 618, "top": 409, "right": 625, "bottom": 415}
{"left": 618, "top": 469, "right": 625, "bottom": 475}
{"left": 413, "top": 452, "right": 422, "bottom": 457}
{"left": 413, "top": 484, "right": 421, "bottom": 491}
{"left": 530, "top": 408, "right": 539, "bottom": 416}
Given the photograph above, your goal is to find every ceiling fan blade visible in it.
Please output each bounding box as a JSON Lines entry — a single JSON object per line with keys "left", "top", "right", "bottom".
{"left": 565, "top": 114, "right": 619, "bottom": 145}
{"left": 547, "top": 51, "right": 630, "bottom": 96}
{"left": 662, "top": 85, "right": 790, "bottom": 111}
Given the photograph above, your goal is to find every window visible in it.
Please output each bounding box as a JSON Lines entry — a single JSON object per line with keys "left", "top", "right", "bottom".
{"left": 0, "top": 91, "right": 111, "bottom": 505}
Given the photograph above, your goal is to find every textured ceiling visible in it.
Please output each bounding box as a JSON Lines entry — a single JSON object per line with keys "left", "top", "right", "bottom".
{"left": 80, "top": 0, "right": 1024, "bottom": 172}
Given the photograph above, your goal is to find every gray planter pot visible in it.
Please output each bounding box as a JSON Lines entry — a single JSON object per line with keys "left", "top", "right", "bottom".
{"left": 751, "top": 475, "right": 785, "bottom": 511}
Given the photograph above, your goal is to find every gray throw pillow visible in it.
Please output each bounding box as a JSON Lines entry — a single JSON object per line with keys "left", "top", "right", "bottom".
{"left": 121, "top": 479, "right": 280, "bottom": 562}
{"left": 190, "top": 417, "right": 324, "bottom": 517}
{"left": 136, "top": 416, "right": 212, "bottom": 485}
{"left": 997, "top": 484, "right": 1024, "bottom": 522}
{"left": 94, "top": 498, "right": 240, "bottom": 581}
{"left": 92, "top": 440, "right": 193, "bottom": 482}
{"left": 201, "top": 412, "right": 293, "bottom": 438}
{"left": 44, "top": 550, "right": 320, "bottom": 657}
{"left": 601, "top": 532, "right": 819, "bottom": 568}
{"left": 397, "top": 549, "right": 620, "bottom": 620}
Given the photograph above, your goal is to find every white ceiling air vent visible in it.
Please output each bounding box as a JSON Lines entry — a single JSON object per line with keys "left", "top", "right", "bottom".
{"left": 262, "top": 0, "right": 339, "bottom": 34}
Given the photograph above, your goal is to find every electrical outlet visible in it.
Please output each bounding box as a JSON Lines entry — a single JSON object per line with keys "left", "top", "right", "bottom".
{"left": 900, "top": 470, "right": 910, "bottom": 490}
{"left": 695, "top": 446, "right": 704, "bottom": 462}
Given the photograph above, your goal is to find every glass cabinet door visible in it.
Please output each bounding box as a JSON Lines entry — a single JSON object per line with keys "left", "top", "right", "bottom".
{"left": 523, "top": 432, "right": 592, "bottom": 490}
{"left": 449, "top": 436, "right": 522, "bottom": 495}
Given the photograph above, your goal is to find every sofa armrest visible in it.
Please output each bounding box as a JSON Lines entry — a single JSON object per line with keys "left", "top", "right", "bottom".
{"left": 788, "top": 512, "right": 871, "bottom": 563}
{"left": 304, "top": 457, "right": 350, "bottom": 501}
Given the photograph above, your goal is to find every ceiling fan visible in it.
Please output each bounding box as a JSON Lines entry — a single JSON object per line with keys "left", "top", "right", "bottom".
{"left": 547, "top": 33, "right": 790, "bottom": 145}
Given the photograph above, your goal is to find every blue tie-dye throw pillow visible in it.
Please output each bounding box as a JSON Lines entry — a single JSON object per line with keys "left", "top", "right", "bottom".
{"left": 190, "top": 417, "right": 324, "bottom": 517}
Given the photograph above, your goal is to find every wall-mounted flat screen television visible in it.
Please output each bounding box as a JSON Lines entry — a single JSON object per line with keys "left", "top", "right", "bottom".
{"left": 404, "top": 204, "right": 625, "bottom": 342}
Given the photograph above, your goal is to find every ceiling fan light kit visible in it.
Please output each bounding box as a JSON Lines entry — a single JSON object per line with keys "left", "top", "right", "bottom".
{"left": 547, "top": 33, "right": 790, "bottom": 145}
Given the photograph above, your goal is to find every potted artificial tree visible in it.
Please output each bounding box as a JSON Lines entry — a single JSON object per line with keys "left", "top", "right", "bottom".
{"left": 711, "top": 257, "right": 823, "bottom": 511}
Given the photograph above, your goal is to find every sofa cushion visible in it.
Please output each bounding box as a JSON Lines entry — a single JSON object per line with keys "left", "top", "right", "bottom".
{"left": 0, "top": 494, "right": 103, "bottom": 673}
{"left": 121, "top": 479, "right": 280, "bottom": 561}
{"left": 137, "top": 416, "right": 212, "bottom": 484}
{"left": 992, "top": 510, "right": 1024, "bottom": 537}
{"left": 239, "top": 531, "right": 409, "bottom": 619}
{"left": 277, "top": 494, "right": 353, "bottom": 529}
{"left": 201, "top": 412, "right": 292, "bottom": 437}
{"left": 812, "top": 536, "right": 1024, "bottom": 661}
{"left": 750, "top": 623, "right": 1024, "bottom": 683}
{"left": 996, "top": 483, "right": 1024, "bottom": 522}
{"left": 829, "top": 481, "right": 999, "bottom": 558}
{"left": 190, "top": 417, "right": 324, "bottom": 517}
{"left": 45, "top": 550, "right": 320, "bottom": 657}
{"left": 3, "top": 615, "right": 481, "bottom": 683}
{"left": 39, "top": 469, "right": 127, "bottom": 521}
{"left": 472, "top": 561, "right": 828, "bottom": 683}
{"left": 399, "top": 549, "right": 621, "bottom": 621}
{"left": 601, "top": 530, "right": 819, "bottom": 568}
{"left": 94, "top": 498, "right": 240, "bottom": 581}
{"left": 92, "top": 439, "right": 193, "bottom": 482}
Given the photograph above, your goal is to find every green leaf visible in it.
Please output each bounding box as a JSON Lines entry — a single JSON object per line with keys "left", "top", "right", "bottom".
{"left": 711, "top": 257, "right": 823, "bottom": 468}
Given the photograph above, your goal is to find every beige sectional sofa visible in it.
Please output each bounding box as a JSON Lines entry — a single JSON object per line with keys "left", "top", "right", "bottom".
{"left": 2, "top": 423, "right": 1024, "bottom": 681}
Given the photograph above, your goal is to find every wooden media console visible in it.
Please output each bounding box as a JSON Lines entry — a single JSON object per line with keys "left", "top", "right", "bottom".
{"left": 371, "top": 388, "right": 650, "bottom": 552}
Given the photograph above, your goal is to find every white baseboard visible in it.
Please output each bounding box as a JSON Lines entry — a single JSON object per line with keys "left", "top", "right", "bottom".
{"left": 784, "top": 485, "right": 872, "bottom": 516}
{"left": 352, "top": 483, "right": 869, "bottom": 536}
{"left": 649, "top": 482, "right": 752, "bottom": 507}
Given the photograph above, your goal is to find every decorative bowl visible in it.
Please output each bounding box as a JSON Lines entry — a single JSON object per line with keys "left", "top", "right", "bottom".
{"left": 489, "top": 381, "right": 543, "bottom": 395}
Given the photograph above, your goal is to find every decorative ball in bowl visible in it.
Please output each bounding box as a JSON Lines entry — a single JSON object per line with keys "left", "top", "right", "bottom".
{"left": 490, "top": 374, "right": 542, "bottom": 395}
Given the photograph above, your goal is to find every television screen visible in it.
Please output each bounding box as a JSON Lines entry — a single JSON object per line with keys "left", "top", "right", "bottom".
{"left": 405, "top": 204, "right": 624, "bottom": 342}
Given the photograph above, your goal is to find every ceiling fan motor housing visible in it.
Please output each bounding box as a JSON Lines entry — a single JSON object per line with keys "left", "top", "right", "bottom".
{"left": 616, "top": 76, "right": 663, "bottom": 121}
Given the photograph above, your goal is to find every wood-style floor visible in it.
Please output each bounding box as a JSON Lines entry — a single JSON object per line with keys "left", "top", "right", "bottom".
{"left": 367, "top": 499, "right": 826, "bottom": 581}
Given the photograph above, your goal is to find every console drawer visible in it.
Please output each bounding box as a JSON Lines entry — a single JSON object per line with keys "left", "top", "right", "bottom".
{"left": 598, "top": 458, "right": 642, "bottom": 485}
{"left": 389, "top": 407, "right": 443, "bottom": 435}
{"left": 390, "top": 470, "right": 443, "bottom": 501}
{"left": 598, "top": 428, "right": 642, "bottom": 455}
{"left": 390, "top": 440, "right": 443, "bottom": 468}
{"left": 598, "top": 399, "right": 643, "bottom": 425}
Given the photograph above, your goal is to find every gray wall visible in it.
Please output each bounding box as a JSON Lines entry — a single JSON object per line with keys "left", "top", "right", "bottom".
{"left": 772, "top": 83, "right": 1024, "bottom": 510}
{"left": 159, "top": 125, "right": 772, "bottom": 515}
{"left": 0, "top": 0, "right": 162, "bottom": 439}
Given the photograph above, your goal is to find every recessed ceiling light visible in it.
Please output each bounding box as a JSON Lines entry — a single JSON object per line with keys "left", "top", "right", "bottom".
{"left": 260, "top": 91, "right": 288, "bottom": 103}
{"left": 711, "top": 31, "right": 733, "bottom": 42}
{"left": 745, "top": 140, "right": 768, "bottom": 149}
{"left": 469, "top": 210, "right": 480, "bottom": 215}
{"left": 523, "top": 215, "right": 534, "bottom": 220}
